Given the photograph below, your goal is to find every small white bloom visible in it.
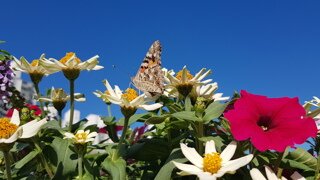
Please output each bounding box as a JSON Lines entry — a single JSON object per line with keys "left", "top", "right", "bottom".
{"left": 12, "top": 54, "right": 56, "bottom": 75}
{"left": 250, "top": 166, "right": 305, "bottom": 180}
{"left": 172, "top": 140, "right": 253, "bottom": 180}
{"left": 0, "top": 109, "right": 47, "bottom": 144}
{"left": 195, "top": 83, "right": 229, "bottom": 101}
{"left": 64, "top": 130, "right": 98, "bottom": 144}
{"left": 39, "top": 87, "right": 85, "bottom": 103}
{"left": 95, "top": 79, "right": 163, "bottom": 111}
{"left": 39, "top": 52, "right": 103, "bottom": 73}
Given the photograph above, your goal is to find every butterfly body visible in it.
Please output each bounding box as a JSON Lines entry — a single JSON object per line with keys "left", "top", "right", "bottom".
{"left": 132, "top": 40, "right": 164, "bottom": 97}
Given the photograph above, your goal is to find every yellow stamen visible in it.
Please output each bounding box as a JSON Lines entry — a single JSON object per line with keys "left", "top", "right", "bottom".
{"left": 176, "top": 69, "right": 193, "bottom": 80}
{"left": 203, "top": 152, "right": 222, "bottom": 174}
{"left": 74, "top": 132, "right": 88, "bottom": 143}
{"left": 59, "top": 52, "right": 81, "bottom": 65}
{"left": 122, "top": 88, "right": 138, "bottom": 102}
{"left": 0, "top": 117, "right": 18, "bottom": 139}
{"left": 30, "top": 60, "right": 39, "bottom": 67}
{"left": 104, "top": 90, "right": 110, "bottom": 95}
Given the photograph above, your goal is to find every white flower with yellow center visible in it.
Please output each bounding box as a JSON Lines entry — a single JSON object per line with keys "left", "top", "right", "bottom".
{"left": 95, "top": 80, "right": 163, "bottom": 111}
{"left": 164, "top": 66, "right": 212, "bottom": 97}
{"left": 194, "top": 83, "right": 229, "bottom": 102}
{"left": 39, "top": 52, "right": 103, "bottom": 73}
{"left": 64, "top": 130, "right": 98, "bottom": 144}
{"left": 172, "top": 140, "right": 253, "bottom": 180}
{"left": 250, "top": 166, "right": 306, "bottom": 180}
{"left": 0, "top": 109, "right": 47, "bottom": 144}
{"left": 12, "top": 54, "right": 56, "bottom": 76}
{"left": 39, "top": 87, "right": 86, "bottom": 103}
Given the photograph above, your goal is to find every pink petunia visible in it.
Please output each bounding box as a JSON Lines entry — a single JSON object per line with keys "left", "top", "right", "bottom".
{"left": 224, "top": 90, "right": 317, "bottom": 152}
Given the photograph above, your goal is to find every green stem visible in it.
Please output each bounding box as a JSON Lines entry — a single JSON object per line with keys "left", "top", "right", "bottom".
{"left": 69, "top": 79, "right": 75, "bottom": 131}
{"left": 118, "top": 115, "right": 130, "bottom": 151}
{"left": 33, "top": 138, "right": 54, "bottom": 178}
{"left": 315, "top": 140, "right": 320, "bottom": 180}
{"left": 196, "top": 122, "right": 204, "bottom": 155}
{"left": 107, "top": 104, "right": 112, "bottom": 117}
{"left": 78, "top": 151, "right": 84, "bottom": 179}
{"left": 3, "top": 150, "right": 12, "bottom": 180}
{"left": 58, "top": 110, "right": 63, "bottom": 127}
{"left": 34, "top": 83, "right": 46, "bottom": 118}
{"left": 275, "top": 147, "right": 289, "bottom": 178}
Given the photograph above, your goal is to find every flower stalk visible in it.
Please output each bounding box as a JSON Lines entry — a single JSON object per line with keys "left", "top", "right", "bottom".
{"left": 68, "top": 79, "right": 75, "bottom": 131}
{"left": 33, "top": 82, "right": 46, "bottom": 118}
{"left": 3, "top": 149, "right": 12, "bottom": 180}
{"left": 33, "top": 137, "right": 54, "bottom": 178}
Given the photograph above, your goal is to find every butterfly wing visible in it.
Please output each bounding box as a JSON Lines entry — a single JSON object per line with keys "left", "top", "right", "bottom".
{"left": 132, "top": 40, "right": 164, "bottom": 96}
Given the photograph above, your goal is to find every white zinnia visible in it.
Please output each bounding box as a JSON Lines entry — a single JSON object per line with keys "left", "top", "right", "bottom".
{"left": 64, "top": 130, "right": 98, "bottom": 144}
{"left": 172, "top": 140, "right": 253, "bottom": 180}
{"left": 95, "top": 79, "right": 163, "bottom": 111}
{"left": 0, "top": 109, "right": 47, "bottom": 144}
{"left": 250, "top": 166, "right": 306, "bottom": 180}
{"left": 12, "top": 54, "right": 56, "bottom": 75}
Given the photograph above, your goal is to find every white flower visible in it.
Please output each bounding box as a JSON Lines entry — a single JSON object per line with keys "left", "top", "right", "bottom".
{"left": 39, "top": 87, "right": 85, "bottom": 103}
{"left": 0, "top": 109, "right": 47, "bottom": 144}
{"left": 39, "top": 52, "right": 103, "bottom": 73}
{"left": 194, "top": 83, "right": 229, "bottom": 101}
{"left": 250, "top": 166, "right": 305, "bottom": 180}
{"left": 172, "top": 140, "right": 253, "bottom": 180}
{"left": 12, "top": 54, "right": 56, "bottom": 75}
{"left": 83, "top": 114, "right": 106, "bottom": 129}
{"left": 95, "top": 79, "right": 163, "bottom": 111}
{"left": 64, "top": 130, "right": 98, "bottom": 144}
{"left": 164, "top": 66, "right": 212, "bottom": 97}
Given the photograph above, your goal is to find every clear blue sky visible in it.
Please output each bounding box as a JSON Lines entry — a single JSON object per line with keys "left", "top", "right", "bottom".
{"left": 2, "top": 1, "right": 320, "bottom": 119}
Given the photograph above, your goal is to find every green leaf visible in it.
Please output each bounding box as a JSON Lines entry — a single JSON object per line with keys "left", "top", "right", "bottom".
{"left": 102, "top": 149, "right": 126, "bottom": 180}
{"left": 14, "top": 149, "right": 40, "bottom": 169}
{"left": 185, "top": 96, "right": 192, "bottom": 111}
{"left": 146, "top": 115, "right": 168, "bottom": 124}
{"left": 155, "top": 148, "right": 187, "bottom": 180}
{"left": 50, "top": 137, "right": 77, "bottom": 178}
{"left": 127, "top": 138, "right": 170, "bottom": 161}
{"left": 0, "top": 54, "right": 5, "bottom": 60}
{"left": 203, "top": 102, "right": 227, "bottom": 122}
{"left": 283, "top": 148, "right": 317, "bottom": 171}
{"left": 171, "top": 111, "right": 201, "bottom": 122}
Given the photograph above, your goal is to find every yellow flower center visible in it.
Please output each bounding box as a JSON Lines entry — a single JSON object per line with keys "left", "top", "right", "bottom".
{"left": 104, "top": 90, "right": 110, "bottom": 95}
{"left": 0, "top": 117, "right": 18, "bottom": 139}
{"left": 30, "top": 60, "right": 39, "bottom": 67}
{"left": 59, "top": 52, "right": 81, "bottom": 65}
{"left": 121, "top": 88, "right": 138, "bottom": 102}
{"left": 74, "top": 132, "right": 88, "bottom": 143}
{"left": 203, "top": 152, "right": 222, "bottom": 174}
{"left": 176, "top": 70, "right": 193, "bottom": 80}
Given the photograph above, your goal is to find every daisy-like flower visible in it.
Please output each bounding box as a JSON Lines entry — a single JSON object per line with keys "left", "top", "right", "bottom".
{"left": 224, "top": 90, "right": 317, "bottom": 152}
{"left": 250, "top": 166, "right": 306, "bottom": 180}
{"left": 12, "top": 54, "right": 55, "bottom": 84}
{"left": 172, "top": 140, "right": 253, "bottom": 180}
{"left": 0, "top": 109, "right": 47, "bottom": 144}
{"left": 192, "top": 82, "right": 229, "bottom": 102}
{"left": 164, "top": 66, "right": 212, "bottom": 97}
{"left": 95, "top": 80, "right": 163, "bottom": 112}
{"left": 39, "top": 52, "right": 103, "bottom": 80}
{"left": 64, "top": 130, "right": 98, "bottom": 144}
{"left": 39, "top": 87, "right": 85, "bottom": 111}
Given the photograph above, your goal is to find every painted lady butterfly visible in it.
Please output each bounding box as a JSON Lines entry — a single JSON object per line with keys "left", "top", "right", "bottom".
{"left": 132, "top": 40, "right": 164, "bottom": 97}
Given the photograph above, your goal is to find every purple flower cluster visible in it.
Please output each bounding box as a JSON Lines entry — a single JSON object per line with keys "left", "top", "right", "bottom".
{"left": 0, "top": 60, "right": 15, "bottom": 104}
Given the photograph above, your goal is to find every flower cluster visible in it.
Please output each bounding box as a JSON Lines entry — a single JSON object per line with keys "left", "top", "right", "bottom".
{"left": 0, "top": 60, "right": 14, "bottom": 104}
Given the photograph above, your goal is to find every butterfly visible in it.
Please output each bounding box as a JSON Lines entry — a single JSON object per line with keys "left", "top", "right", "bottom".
{"left": 132, "top": 40, "right": 164, "bottom": 97}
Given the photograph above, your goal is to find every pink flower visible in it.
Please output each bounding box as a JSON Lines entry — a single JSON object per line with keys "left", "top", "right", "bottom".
{"left": 224, "top": 90, "right": 317, "bottom": 152}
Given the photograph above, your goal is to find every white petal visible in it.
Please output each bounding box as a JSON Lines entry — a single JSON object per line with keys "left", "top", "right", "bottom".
{"left": 103, "top": 80, "right": 117, "bottom": 97}
{"left": 197, "top": 172, "right": 217, "bottom": 180}
{"left": 290, "top": 171, "right": 306, "bottom": 180}
{"left": 265, "top": 166, "right": 279, "bottom": 180}
{"left": 139, "top": 103, "right": 163, "bottom": 111}
{"left": 172, "top": 161, "right": 203, "bottom": 175}
{"left": 20, "top": 119, "right": 47, "bottom": 138}
{"left": 64, "top": 132, "right": 75, "bottom": 139}
{"left": 130, "top": 95, "right": 145, "bottom": 107}
{"left": 10, "top": 109, "right": 20, "bottom": 126}
{"left": 205, "top": 140, "right": 216, "bottom": 154}
{"left": 217, "top": 154, "right": 253, "bottom": 176}
{"left": 220, "top": 141, "right": 237, "bottom": 162}
{"left": 77, "top": 130, "right": 85, "bottom": 134}
{"left": 180, "top": 143, "right": 203, "bottom": 168}
{"left": 250, "top": 168, "right": 267, "bottom": 180}
{"left": 87, "top": 132, "right": 98, "bottom": 139}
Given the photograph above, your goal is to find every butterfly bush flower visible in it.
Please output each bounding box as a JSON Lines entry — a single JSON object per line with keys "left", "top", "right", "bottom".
{"left": 40, "top": 52, "right": 103, "bottom": 80}
{"left": 250, "top": 166, "right": 306, "bottom": 180}
{"left": 172, "top": 140, "right": 253, "bottom": 180}
{"left": 224, "top": 90, "right": 317, "bottom": 152}
{"left": 95, "top": 80, "right": 163, "bottom": 114}
{"left": 164, "top": 66, "right": 212, "bottom": 97}
{"left": 64, "top": 130, "right": 98, "bottom": 144}
{"left": 0, "top": 109, "right": 47, "bottom": 144}
{"left": 0, "top": 60, "right": 14, "bottom": 104}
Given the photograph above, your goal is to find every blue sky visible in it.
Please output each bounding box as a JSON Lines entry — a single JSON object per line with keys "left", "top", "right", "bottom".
{"left": 2, "top": 1, "right": 320, "bottom": 119}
